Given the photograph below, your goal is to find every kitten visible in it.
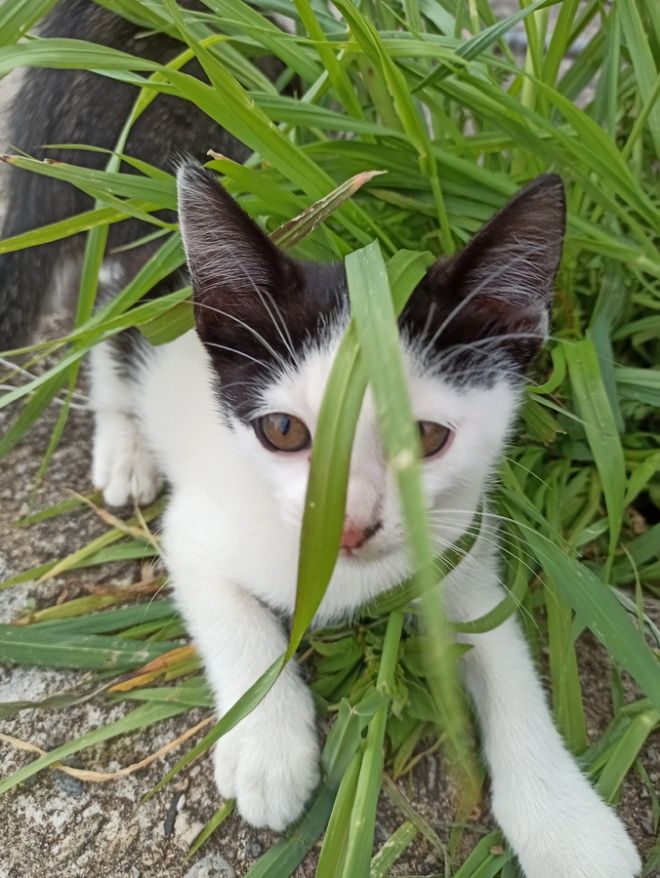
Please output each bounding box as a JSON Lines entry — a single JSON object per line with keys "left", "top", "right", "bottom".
{"left": 89, "top": 166, "right": 640, "bottom": 878}
{"left": 0, "top": 5, "right": 641, "bottom": 877}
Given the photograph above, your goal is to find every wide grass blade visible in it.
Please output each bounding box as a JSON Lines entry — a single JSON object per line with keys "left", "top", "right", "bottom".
{"left": 369, "top": 820, "right": 417, "bottom": 877}
{"left": 340, "top": 611, "right": 404, "bottom": 877}
{"left": 596, "top": 708, "right": 659, "bottom": 803}
{"left": 0, "top": 625, "right": 178, "bottom": 670}
{"left": 619, "top": 1, "right": 660, "bottom": 155}
{"left": 0, "top": 38, "right": 161, "bottom": 76}
{"left": 564, "top": 339, "right": 626, "bottom": 561}
{"left": 346, "top": 240, "right": 479, "bottom": 804}
{"left": 316, "top": 751, "right": 362, "bottom": 875}
{"left": 451, "top": 832, "right": 511, "bottom": 876}
{"left": 0, "top": 206, "right": 126, "bottom": 253}
{"left": 524, "top": 531, "right": 660, "bottom": 715}
{"left": 334, "top": 0, "right": 452, "bottom": 250}
{"left": 0, "top": 0, "right": 59, "bottom": 43}
{"left": 244, "top": 785, "right": 337, "bottom": 878}
{"left": 187, "top": 800, "right": 235, "bottom": 859}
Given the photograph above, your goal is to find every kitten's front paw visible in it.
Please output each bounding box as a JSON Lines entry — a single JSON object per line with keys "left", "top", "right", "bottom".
{"left": 499, "top": 792, "right": 641, "bottom": 878}
{"left": 213, "top": 700, "right": 320, "bottom": 832}
{"left": 92, "top": 413, "right": 162, "bottom": 506}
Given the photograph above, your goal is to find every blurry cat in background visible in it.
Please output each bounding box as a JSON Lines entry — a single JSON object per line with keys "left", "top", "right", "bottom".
{"left": 0, "top": 3, "right": 640, "bottom": 877}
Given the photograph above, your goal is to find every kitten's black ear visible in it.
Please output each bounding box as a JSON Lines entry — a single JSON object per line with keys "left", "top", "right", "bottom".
{"left": 176, "top": 162, "right": 298, "bottom": 345}
{"left": 443, "top": 173, "right": 565, "bottom": 308}
{"left": 409, "top": 174, "right": 566, "bottom": 374}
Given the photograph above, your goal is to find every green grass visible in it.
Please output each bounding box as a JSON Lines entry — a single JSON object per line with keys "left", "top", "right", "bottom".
{"left": 0, "top": 1, "right": 659, "bottom": 875}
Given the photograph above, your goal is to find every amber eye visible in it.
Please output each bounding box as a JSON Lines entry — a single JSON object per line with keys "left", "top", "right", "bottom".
{"left": 254, "top": 413, "right": 311, "bottom": 452}
{"left": 418, "top": 421, "right": 452, "bottom": 458}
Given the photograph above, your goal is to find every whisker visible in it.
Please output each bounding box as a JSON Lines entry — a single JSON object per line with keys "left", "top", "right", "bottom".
{"left": 425, "top": 505, "right": 565, "bottom": 546}
{"left": 428, "top": 520, "right": 537, "bottom": 573}
{"left": 256, "top": 286, "right": 296, "bottom": 361}
{"left": 0, "top": 384, "right": 90, "bottom": 409}
{"left": 419, "top": 538, "right": 531, "bottom": 618}
{"left": 0, "top": 356, "right": 91, "bottom": 402}
{"left": 421, "top": 529, "right": 539, "bottom": 631}
{"left": 429, "top": 330, "right": 545, "bottom": 375}
{"left": 203, "top": 341, "right": 271, "bottom": 369}
{"left": 503, "top": 456, "right": 554, "bottom": 493}
{"left": 425, "top": 523, "right": 537, "bottom": 572}
{"left": 194, "top": 300, "right": 289, "bottom": 372}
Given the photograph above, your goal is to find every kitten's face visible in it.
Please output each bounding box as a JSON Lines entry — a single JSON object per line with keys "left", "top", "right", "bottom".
{"left": 177, "top": 166, "right": 565, "bottom": 564}
{"left": 230, "top": 331, "right": 518, "bottom": 563}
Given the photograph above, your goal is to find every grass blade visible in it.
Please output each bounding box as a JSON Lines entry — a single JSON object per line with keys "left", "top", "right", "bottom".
{"left": 564, "top": 339, "right": 626, "bottom": 561}
{"left": 346, "top": 239, "right": 479, "bottom": 805}
{"left": 524, "top": 531, "right": 660, "bottom": 715}
{"left": 0, "top": 701, "right": 189, "bottom": 795}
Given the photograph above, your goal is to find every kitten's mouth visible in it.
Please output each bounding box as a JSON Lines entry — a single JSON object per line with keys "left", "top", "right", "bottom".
{"left": 338, "top": 547, "right": 395, "bottom": 569}
{"left": 339, "top": 537, "right": 393, "bottom": 563}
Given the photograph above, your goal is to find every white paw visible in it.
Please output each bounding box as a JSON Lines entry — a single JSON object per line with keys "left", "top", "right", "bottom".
{"left": 497, "top": 789, "right": 641, "bottom": 878}
{"left": 92, "top": 412, "right": 162, "bottom": 507}
{"left": 212, "top": 725, "right": 242, "bottom": 800}
{"left": 213, "top": 696, "right": 320, "bottom": 832}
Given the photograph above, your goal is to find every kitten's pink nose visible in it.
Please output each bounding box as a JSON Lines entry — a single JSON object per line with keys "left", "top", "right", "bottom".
{"left": 341, "top": 519, "right": 382, "bottom": 551}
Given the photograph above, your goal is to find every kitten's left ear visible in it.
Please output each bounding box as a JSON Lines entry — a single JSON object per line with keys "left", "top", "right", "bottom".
{"left": 444, "top": 172, "right": 565, "bottom": 307}
{"left": 409, "top": 173, "right": 566, "bottom": 373}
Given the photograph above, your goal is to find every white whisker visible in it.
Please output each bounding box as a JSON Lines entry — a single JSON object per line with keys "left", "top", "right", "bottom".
{"left": 194, "top": 300, "right": 289, "bottom": 372}
{"left": 203, "top": 341, "right": 271, "bottom": 369}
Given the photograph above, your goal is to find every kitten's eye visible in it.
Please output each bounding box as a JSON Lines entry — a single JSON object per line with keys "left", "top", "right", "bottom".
{"left": 254, "top": 413, "right": 311, "bottom": 452}
{"left": 418, "top": 421, "right": 452, "bottom": 458}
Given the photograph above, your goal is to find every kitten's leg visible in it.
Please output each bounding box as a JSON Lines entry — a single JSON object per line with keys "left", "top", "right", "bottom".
{"left": 444, "top": 549, "right": 641, "bottom": 878}
{"left": 90, "top": 340, "right": 162, "bottom": 506}
{"left": 163, "top": 493, "right": 320, "bottom": 832}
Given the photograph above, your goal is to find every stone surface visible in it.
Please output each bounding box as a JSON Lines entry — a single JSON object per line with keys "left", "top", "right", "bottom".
{"left": 184, "top": 854, "right": 235, "bottom": 878}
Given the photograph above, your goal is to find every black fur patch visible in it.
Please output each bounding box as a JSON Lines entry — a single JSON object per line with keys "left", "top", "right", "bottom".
{"left": 179, "top": 165, "right": 347, "bottom": 419}
{"left": 0, "top": 0, "right": 246, "bottom": 349}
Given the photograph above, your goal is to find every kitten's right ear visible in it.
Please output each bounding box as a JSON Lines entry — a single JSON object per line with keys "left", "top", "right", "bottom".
{"left": 176, "top": 163, "right": 295, "bottom": 344}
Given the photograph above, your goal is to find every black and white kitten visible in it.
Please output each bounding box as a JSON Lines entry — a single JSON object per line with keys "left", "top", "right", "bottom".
{"left": 87, "top": 167, "right": 640, "bottom": 878}
{"left": 0, "top": 4, "right": 640, "bottom": 875}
